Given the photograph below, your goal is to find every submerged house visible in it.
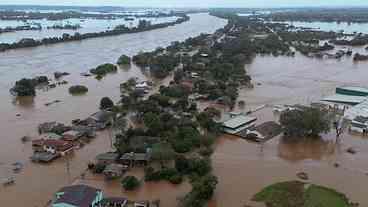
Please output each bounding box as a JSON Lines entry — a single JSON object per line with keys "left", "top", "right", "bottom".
{"left": 119, "top": 152, "right": 151, "bottom": 167}
{"left": 86, "top": 110, "right": 114, "bottom": 130}
{"left": 222, "top": 115, "right": 257, "bottom": 135}
{"left": 62, "top": 130, "right": 83, "bottom": 141}
{"left": 350, "top": 116, "right": 368, "bottom": 133}
{"left": 32, "top": 139, "right": 74, "bottom": 156}
{"left": 52, "top": 185, "right": 103, "bottom": 207}
{"left": 95, "top": 152, "right": 119, "bottom": 165}
{"left": 103, "top": 164, "right": 127, "bottom": 179}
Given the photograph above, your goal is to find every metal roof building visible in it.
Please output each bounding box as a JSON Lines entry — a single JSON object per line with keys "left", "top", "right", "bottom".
{"left": 336, "top": 86, "right": 368, "bottom": 97}
{"left": 321, "top": 94, "right": 368, "bottom": 105}
{"left": 222, "top": 115, "right": 257, "bottom": 134}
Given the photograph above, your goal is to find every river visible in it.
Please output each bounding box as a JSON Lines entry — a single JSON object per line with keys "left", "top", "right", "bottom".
{"left": 0, "top": 13, "right": 227, "bottom": 207}
{"left": 1, "top": 12, "right": 368, "bottom": 207}
{"left": 0, "top": 16, "right": 180, "bottom": 44}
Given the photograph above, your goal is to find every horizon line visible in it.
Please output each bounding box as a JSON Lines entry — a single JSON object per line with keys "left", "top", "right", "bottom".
{"left": 1, "top": 4, "right": 368, "bottom": 9}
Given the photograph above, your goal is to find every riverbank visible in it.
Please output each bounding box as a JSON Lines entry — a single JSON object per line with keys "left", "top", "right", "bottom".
{"left": 0, "top": 14, "right": 190, "bottom": 52}
{"left": 0, "top": 13, "right": 227, "bottom": 207}
{"left": 2, "top": 11, "right": 368, "bottom": 207}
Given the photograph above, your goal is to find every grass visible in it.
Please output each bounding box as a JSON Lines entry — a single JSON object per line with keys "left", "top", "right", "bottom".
{"left": 252, "top": 181, "right": 353, "bottom": 207}
{"left": 304, "top": 185, "right": 351, "bottom": 207}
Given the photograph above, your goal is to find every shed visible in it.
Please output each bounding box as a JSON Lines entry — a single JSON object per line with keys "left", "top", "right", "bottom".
{"left": 95, "top": 152, "right": 119, "bottom": 165}
{"left": 30, "top": 152, "right": 59, "bottom": 163}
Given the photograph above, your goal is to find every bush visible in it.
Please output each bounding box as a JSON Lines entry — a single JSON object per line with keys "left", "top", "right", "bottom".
{"left": 169, "top": 173, "right": 183, "bottom": 184}
{"left": 93, "top": 163, "right": 106, "bottom": 174}
{"left": 69, "top": 85, "right": 88, "bottom": 95}
{"left": 117, "top": 55, "right": 131, "bottom": 65}
{"left": 90, "top": 63, "right": 117, "bottom": 76}
{"left": 144, "top": 167, "right": 182, "bottom": 184}
{"left": 100, "top": 97, "right": 114, "bottom": 110}
{"left": 175, "top": 156, "right": 190, "bottom": 174}
{"left": 121, "top": 176, "right": 140, "bottom": 191}
{"left": 198, "top": 147, "right": 214, "bottom": 157}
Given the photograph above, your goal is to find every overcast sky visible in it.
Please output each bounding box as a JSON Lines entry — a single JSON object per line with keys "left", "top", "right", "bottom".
{"left": 1, "top": 0, "right": 368, "bottom": 8}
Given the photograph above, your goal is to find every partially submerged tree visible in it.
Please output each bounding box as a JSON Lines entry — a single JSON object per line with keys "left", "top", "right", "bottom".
{"left": 280, "top": 107, "right": 330, "bottom": 138}
{"left": 100, "top": 97, "right": 114, "bottom": 110}
{"left": 151, "top": 142, "right": 175, "bottom": 168}
{"left": 117, "top": 54, "right": 131, "bottom": 65}
{"left": 121, "top": 176, "right": 140, "bottom": 191}
{"left": 68, "top": 85, "right": 88, "bottom": 95}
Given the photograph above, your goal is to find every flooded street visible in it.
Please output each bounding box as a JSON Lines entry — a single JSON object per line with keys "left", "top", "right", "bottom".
{"left": 1, "top": 11, "right": 368, "bottom": 207}
{"left": 0, "top": 13, "right": 226, "bottom": 207}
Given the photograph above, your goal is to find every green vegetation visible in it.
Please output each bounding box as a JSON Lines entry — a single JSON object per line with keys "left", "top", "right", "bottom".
{"left": 99, "top": 97, "right": 114, "bottom": 110}
{"left": 68, "top": 85, "right": 88, "bottom": 95}
{"left": 144, "top": 167, "right": 183, "bottom": 184}
{"left": 90, "top": 63, "right": 118, "bottom": 77}
{"left": 117, "top": 54, "right": 131, "bottom": 65}
{"left": 10, "top": 76, "right": 49, "bottom": 96}
{"left": 180, "top": 174, "right": 218, "bottom": 207}
{"left": 121, "top": 176, "right": 140, "bottom": 191}
{"left": 279, "top": 107, "right": 331, "bottom": 138}
{"left": 253, "top": 181, "right": 357, "bottom": 207}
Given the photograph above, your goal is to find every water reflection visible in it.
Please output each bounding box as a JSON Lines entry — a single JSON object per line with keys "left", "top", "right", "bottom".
{"left": 277, "top": 136, "right": 338, "bottom": 162}
{"left": 12, "top": 96, "right": 35, "bottom": 108}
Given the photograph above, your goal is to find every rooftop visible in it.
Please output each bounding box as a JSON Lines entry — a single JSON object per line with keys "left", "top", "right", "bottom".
{"left": 95, "top": 152, "right": 119, "bottom": 161}
{"left": 321, "top": 94, "right": 367, "bottom": 105}
{"left": 336, "top": 86, "right": 368, "bottom": 96}
{"left": 345, "top": 100, "right": 368, "bottom": 120}
{"left": 54, "top": 185, "right": 101, "bottom": 207}
{"left": 223, "top": 115, "right": 257, "bottom": 129}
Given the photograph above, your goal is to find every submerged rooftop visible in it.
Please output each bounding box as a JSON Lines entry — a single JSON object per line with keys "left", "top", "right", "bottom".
{"left": 223, "top": 115, "right": 257, "bottom": 129}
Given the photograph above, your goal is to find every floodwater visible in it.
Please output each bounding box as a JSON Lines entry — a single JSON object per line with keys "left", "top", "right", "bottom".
{"left": 1, "top": 11, "right": 368, "bottom": 207}
{"left": 0, "top": 16, "right": 180, "bottom": 44}
{"left": 210, "top": 45, "right": 368, "bottom": 206}
{"left": 284, "top": 21, "right": 368, "bottom": 34}
{"left": 0, "top": 13, "right": 226, "bottom": 207}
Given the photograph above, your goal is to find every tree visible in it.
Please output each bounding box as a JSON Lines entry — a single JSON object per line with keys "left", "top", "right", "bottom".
{"left": 175, "top": 155, "right": 190, "bottom": 174}
{"left": 143, "top": 112, "right": 163, "bottom": 135}
{"left": 100, "top": 97, "right": 114, "bottom": 110}
{"left": 180, "top": 174, "right": 218, "bottom": 207}
{"left": 192, "top": 174, "right": 218, "bottom": 199}
{"left": 151, "top": 143, "right": 175, "bottom": 168}
{"left": 68, "top": 85, "right": 88, "bottom": 95}
{"left": 117, "top": 54, "right": 131, "bottom": 65}
{"left": 121, "top": 176, "right": 140, "bottom": 191}
{"left": 280, "top": 107, "right": 330, "bottom": 138}
{"left": 11, "top": 78, "right": 36, "bottom": 96}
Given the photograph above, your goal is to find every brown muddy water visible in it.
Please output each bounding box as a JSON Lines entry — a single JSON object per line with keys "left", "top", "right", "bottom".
{"left": 0, "top": 13, "right": 226, "bottom": 207}
{"left": 1, "top": 13, "right": 368, "bottom": 207}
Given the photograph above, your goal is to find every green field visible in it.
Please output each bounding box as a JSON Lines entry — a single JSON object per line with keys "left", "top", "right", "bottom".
{"left": 253, "top": 181, "right": 354, "bottom": 207}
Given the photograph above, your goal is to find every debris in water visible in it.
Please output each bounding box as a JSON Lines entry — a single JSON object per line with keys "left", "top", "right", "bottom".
{"left": 296, "top": 172, "right": 309, "bottom": 180}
